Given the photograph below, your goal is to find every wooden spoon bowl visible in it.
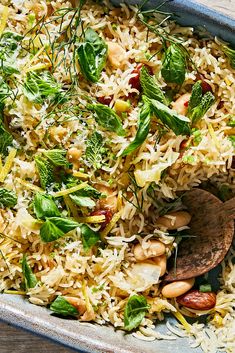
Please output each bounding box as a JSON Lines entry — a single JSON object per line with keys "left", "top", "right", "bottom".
{"left": 165, "top": 188, "right": 235, "bottom": 282}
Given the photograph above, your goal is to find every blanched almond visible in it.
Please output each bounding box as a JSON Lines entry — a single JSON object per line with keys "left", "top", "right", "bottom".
{"left": 107, "top": 41, "right": 126, "bottom": 69}
{"left": 156, "top": 211, "right": 191, "bottom": 230}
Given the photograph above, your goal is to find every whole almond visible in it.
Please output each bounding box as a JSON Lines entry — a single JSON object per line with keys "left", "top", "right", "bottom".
{"left": 176, "top": 290, "right": 216, "bottom": 310}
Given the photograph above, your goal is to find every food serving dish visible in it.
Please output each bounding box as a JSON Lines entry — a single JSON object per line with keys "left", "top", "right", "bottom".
{"left": 0, "top": 1, "right": 234, "bottom": 353}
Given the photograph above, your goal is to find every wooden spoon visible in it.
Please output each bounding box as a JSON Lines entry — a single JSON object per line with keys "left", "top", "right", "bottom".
{"left": 165, "top": 188, "right": 235, "bottom": 282}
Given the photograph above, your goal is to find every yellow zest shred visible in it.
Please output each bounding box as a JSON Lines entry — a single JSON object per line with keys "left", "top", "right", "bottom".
{"left": 63, "top": 195, "right": 79, "bottom": 218}
{"left": 0, "top": 148, "right": 17, "bottom": 182}
{"left": 16, "top": 178, "right": 44, "bottom": 193}
{"left": 172, "top": 310, "right": 191, "bottom": 333}
{"left": 73, "top": 171, "right": 90, "bottom": 180}
{"left": 82, "top": 280, "right": 92, "bottom": 312}
{"left": 117, "top": 191, "right": 122, "bottom": 211}
{"left": 53, "top": 181, "right": 88, "bottom": 198}
{"left": 23, "top": 45, "right": 46, "bottom": 72}
{"left": 100, "top": 211, "right": 121, "bottom": 240}
{"left": 0, "top": 6, "right": 10, "bottom": 36}
{"left": 0, "top": 155, "right": 2, "bottom": 171}
{"left": 208, "top": 123, "right": 220, "bottom": 150}
{"left": 224, "top": 77, "right": 232, "bottom": 86}
{"left": 4, "top": 290, "right": 26, "bottom": 295}
{"left": 77, "top": 215, "right": 105, "bottom": 223}
{"left": 25, "top": 62, "right": 52, "bottom": 73}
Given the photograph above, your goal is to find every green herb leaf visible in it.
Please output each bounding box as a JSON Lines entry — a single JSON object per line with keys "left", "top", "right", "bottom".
{"left": 190, "top": 91, "right": 215, "bottom": 124}
{"left": 121, "top": 98, "right": 151, "bottom": 156}
{"left": 43, "top": 149, "right": 70, "bottom": 168}
{"left": 187, "top": 81, "right": 203, "bottom": 115}
{"left": 199, "top": 284, "right": 212, "bottom": 293}
{"left": 64, "top": 175, "right": 104, "bottom": 199}
{"left": 0, "top": 124, "right": 13, "bottom": 156}
{"left": 35, "top": 156, "right": 54, "bottom": 189}
{"left": 221, "top": 44, "right": 235, "bottom": 69}
{"left": 161, "top": 44, "right": 187, "bottom": 85}
{"left": 33, "top": 193, "right": 60, "bottom": 219}
{"left": 80, "top": 224, "right": 100, "bottom": 251}
{"left": 69, "top": 194, "right": 96, "bottom": 208}
{"left": 0, "top": 188, "right": 17, "bottom": 208}
{"left": 40, "top": 217, "right": 80, "bottom": 243}
{"left": 0, "top": 32, "right": 23, "bottom": 75}
{"left": 22, "top": 254, "right": 38, "bottom": 290}
{"left": 85, "top": 131, "right": 106, "bottom": 169}
{"left": 228, "top": 135, "right": 235, "bottom": 148}
{"left": 228, "top": 116, "right": 235, "bottom": 127}
{"left": 87, "top": 103, "right": 125, "bottom": 136}
{"left": 124, "top": 295, "right": 149, "bottom": 331}
{"left": 0, "top": 78, "right": 11, "bottom": 104}
{"left": 50, "top": 296, "right": 79, "bottom": 316}
{"left": 149, "top": 98, "right": 191, "bottom": 136}
{"left": 23, "top": 71, "right": 63, "bottom": 104}
{"left": 77, "top": 28, "right": 108, "bottom": 83}
{"left": 140, "top": 66, "right": 166, "bottom": 104}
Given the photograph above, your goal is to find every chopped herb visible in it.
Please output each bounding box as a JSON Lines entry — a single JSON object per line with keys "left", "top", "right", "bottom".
{"left": 33, "top": 193, "right": 60, "bottom": 219}
{"left": 23, "top": 71, "right": 65, "bottom": 105}
{"left": 187, "top": 81, "right": 203, "bottom": 114}
{"left": 0, "top": 188, "right": 17, "bottom": 208}
{"left": 199, "top": 284, "right": 212, "bottom": 293}
{"left": 182, "top": 155, "right": 195, "bottom": 164}
{"left": 0, "top": 124, "right": 13, "bottom": 156}
{"left": 80, "top": 224, "right": 100, "bottom": 251}
{"left": 121, "top": 97, "right": 151, "bottom": 156}
{"left": 69, "top": 194, "right": 96, "bottom": 208}
{"left": 35, "top": 156, "right": 54, "bottom": 189}
{"left": 40, "top": 217, "right": 80, "bottom": 243}
{"left": 140, "top": 66, "right": 167, "bottom": 104}
{"left": 188, "top": 91, "right": 215, "bottom": 125}
{"left": 87, "top": 103, "right": 125, "bottom": 136}
{"left": 22, "top": 254, "right": 38, "bottom": 290}
{"left": 77, "top": 27, "right": 108, "bottom": 83}
{"left": 228, "top": 116, "right": 235, "bottom": 127}
{"left": 124, "top": 295, "right": 149, "bottom": 331}
{"left": 149, "top": 97, "right": 191, "bottom": 136}
{"left": 0, "top": 32, "right": 23, "bottom": 75}
{"left": 43, "top": 149, "right": 70, "bottom": 168}
{"left": 50, "top": 296, "right": 79, "bottom": 316}
{"left": 161, "top": 44, "right": 187, "bottom": 85}
{"left": 85, "top": 131, "right": 106, "bottom": 169}
{"left": 221, "top": 44, "right": 235, "bottom": 69}
{"left": 228, "top": 135, "right": 235, "bottom": 148}
{"left": 192, "top": 128, "right": 202, "bottom": 145}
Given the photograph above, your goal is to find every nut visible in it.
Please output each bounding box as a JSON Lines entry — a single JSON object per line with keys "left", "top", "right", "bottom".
{"left": 156, "top": 211, "right": 191, "bottom": 230}
{"left": 176, "top": 290, "right": 216, "bottom": 310}
{"left": 161, "top": 278, "right": 195, "bottom": 298}
{"left": 133, "top": 240, "right": 166, "bottom": 261}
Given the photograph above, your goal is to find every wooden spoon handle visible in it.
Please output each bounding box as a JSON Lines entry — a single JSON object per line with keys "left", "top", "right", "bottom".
{"left": 224, "top": 197, "right": 235, "bottom": 220}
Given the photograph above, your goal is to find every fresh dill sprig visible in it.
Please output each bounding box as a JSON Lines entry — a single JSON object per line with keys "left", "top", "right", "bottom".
{"left": 122, "top": 171, "right": 144, "bottom": 213}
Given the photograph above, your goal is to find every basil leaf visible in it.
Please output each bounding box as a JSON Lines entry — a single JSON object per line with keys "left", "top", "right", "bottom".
{"left": 69, "top": 194, "right": 96, "bottom": 208}
{"left": 77, "top": 28, "right": 108, "bottom": 83}
{"left": 121, "top": 98, "right": 151, "bottom": 156}
{"left": 190, "top": 91, "right": 215, "bottom": 124}
{"left": 0, "top": 188, "right": 17, "bottom": 208}
{"left": 187, "top": 81, "right": 203, "bottom": 115}
{"left": 33, "top": 193, "right": 60, "bottom": 219}
{"left": 161, "top": 44, "right": 186, "bottom": 85}
{"left": 0, "top": 124, "right": 13, "bottom": 156}
{"left": 43, "top": 149, "right": 70, "bottom": 168}
{"left": 85, "top": 131, "right": 106, "bottom": 169}
{"left": 23, "top": 71, "right": 63, "bottom": 104}
{"left": 140, "top": 66, "right": 166, "bottom": 104}
{"left": 149, "top": 98, "right": 191, "bottom": 136}
{"left": 50, "top": 296, "right": 79, "bottom": 317}
{"left": 0, "top": 78, "right": 11, "bottom": 104}
{"left": 0, "top": 32, "right": 23, "bottom": 75}
{"left": 40, "top": 217, "right": 80, "bottom": 243}
{"left": 221, "top": 44, "right": 235, "bottom": 69}
{"left": 87, "top": 103, "right": 125, "bottom": 136}
{"left": 229, "top": 135, "right": 235, "bottom": 148}
{"left": 80, "top": 224, "right": 100, "bottom": 251}
{"left": 199, "top": 284, "right": 212, "bottom": 293}
{"left": 22, "top": 254, "right": 38, "bottom": 290}
{"left": 64, "top": 175, "right": 104, "bottom": 199}
{"left": 124, "top": 295, "right": 149, "bottom": 331}
{"left": 35, "top": 156, "right": 54, "bottom": 189}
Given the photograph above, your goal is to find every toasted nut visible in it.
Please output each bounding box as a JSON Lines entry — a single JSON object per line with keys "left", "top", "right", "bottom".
{"left": 224, "top": 127, "right": 235, "bottom": 136}
{"left": 107, "top": 41, "right": 126, "bottom": 69}
{"left": 156, "top": 211, "right": 191, "bottom": 230}
{"left": 64, "top": 296, "right": 86, "bottom": 314}
{"left": 161, "top": 278, "right": 195, "bottom": 298}
{"left": 177, "top": 290, "right": 216, "bottom": 310}
{"left": 95, "top": 184, "right": 117, "bottom": 212}
{"left": 49, "top": 126, "right": 67, "bottom": 143}
{"left": 133, "top": 240, "right": 166, "bottom": 261}
{"left": 151, "top": 255, "right": 167, "bottom": 276}
{"left": 171, "top": 93, "right": 191, "bottom": 116}
{"left": 67, "top": 147, "right": 82, "bottom": 163}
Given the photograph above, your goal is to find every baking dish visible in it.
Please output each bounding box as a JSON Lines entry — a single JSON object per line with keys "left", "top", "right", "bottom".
{"left": 0, "top": 1, "right": 234, "bottom": 352}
